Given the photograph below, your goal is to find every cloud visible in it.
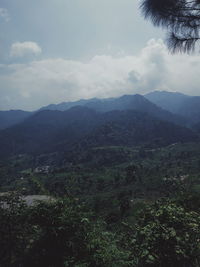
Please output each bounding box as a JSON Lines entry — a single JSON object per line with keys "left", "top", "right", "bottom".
{"left": 10, "top": 42, "right": 42, "bottom": 58}
{"left": 0, "top": 39, "right": 200, "bottom": 110}
{"left": 0, "top": 8, "right": 10, "bottom": 22}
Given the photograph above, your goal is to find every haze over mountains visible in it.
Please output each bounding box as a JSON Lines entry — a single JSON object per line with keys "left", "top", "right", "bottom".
{"left": 0, "top": 107, "right": 197, "bottom": 159}
{"left": 40, "top": 94, "right": 186, "bottom": 125}
{"left": 1, "top": 90, "right": 199, "bottom": 130}
{"left": 0, "top": 110, "right": 31, "bottom": 130}
{"left": 41, "top": 91, "right": 200, "bottom": 122}
{"left": 0, "top": 91, "right": 199, "bottom": 160}
{"left": 145, "top": 91, "right": 200, "bottom": 123}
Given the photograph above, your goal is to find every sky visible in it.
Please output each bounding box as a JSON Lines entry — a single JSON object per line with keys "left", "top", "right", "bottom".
{"left": 0, "top": 0, "right": 200, "bottom": 111}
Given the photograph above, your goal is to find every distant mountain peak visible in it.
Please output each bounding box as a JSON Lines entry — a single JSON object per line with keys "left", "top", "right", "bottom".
{"left": 0, "top": 110, "right": 31, "bottom": 130}
{"left": 145, "top": 91, "right": 200, "bottom": 123}
{"left": 145, "top": 90, "right": 189, "bottom": 97}
{"left": 0, "top": 91, "right": 196, "bottom": 131}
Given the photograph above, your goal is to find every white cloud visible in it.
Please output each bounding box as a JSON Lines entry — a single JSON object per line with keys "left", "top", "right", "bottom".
{"left": 0, "top": 8, "right": 10, "bottom": 22}
{"left": 10, "top": 42, "right": 42, "bottom": 58}
{"left": 1, "top": 39, "right": 200, "bottom": 110}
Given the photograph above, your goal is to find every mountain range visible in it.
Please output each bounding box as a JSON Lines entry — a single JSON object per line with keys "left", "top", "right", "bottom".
{"left": 0, "top": 92, "right": 200, "bottom": 160}
{"left": 145, "top": 91, "right": 200, "bottom": 123}
{"left": 0, "top": 106, "right": 197, "bottom": 159}
{"left": 0, "top": 110, "right": 31, "bottom": 130}
{"left": 0, "top": 92, "right": 192, "bottom": 130}
{"left": 0, "top": 91, "right": 199, "bottom": 159}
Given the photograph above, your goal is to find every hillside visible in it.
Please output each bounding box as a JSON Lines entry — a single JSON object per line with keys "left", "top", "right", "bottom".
{"left": 145, "top": 91, "right": 200, "bottom": 124}
{"left": 193, "top": 122, "right": 200, "bottom": 133}
{"left": 178, "top": 96, "right": 200, "bottom": 123}
{"left": 0, "top": 107, "right": 197, "bottom": 159}
{"left": 0, "top": 94, "right": 186, "bottom": 130}
{"left": 145, "top": 91, "right": 189, "bottom": 113}
{"left": 0, "top": 107, "right": 99, "bottom": 158}
{"left": 40, "top": 98, "right": 100, "bottom": 111}
{"left": 0, "top": 110, "right": 31, "bottom": 130}
{"left": 41, "top": 94, "right": 186, "bottom": 126}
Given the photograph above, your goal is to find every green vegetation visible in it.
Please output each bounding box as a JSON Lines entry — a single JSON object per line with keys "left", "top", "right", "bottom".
{"left": 1, "top": 95, "right": 200, "bottom": 266}
{"left": 1, "top": 141, "right": 200, "bottom": 266}
{"left": 1, "top": 191, "right": 200, "bottom": 267}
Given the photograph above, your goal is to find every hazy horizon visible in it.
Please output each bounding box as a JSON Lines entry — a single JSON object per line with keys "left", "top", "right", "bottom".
{"left": 0, "top": 90, "right": 197, "bottom": 112}
{"left": 0, "top": 0, "right": 200, "bottom": 111}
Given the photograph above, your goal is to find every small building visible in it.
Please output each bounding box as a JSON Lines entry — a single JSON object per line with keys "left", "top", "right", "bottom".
{"left": 34, "top": 166, "right": 51, "bottom": 174}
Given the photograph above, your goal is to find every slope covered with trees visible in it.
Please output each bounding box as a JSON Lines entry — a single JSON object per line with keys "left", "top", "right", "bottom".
{"left": 40, "top": 94, "right": 186, "bottom": 126}
{"left": 0, "top": 107, "right": 197, "bottom": 159}
{"left": 0, "top": 110, "right": 31, "bottom": 130}
{"left": 145, "top": 91, "right": 200, "bottom": 124}
{"left": 1, "top": 94, "right": 200, "bottom": 267}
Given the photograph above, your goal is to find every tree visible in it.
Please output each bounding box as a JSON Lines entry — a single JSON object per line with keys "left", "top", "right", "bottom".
{"left": 0, "top": 193, "right": 30, "bottom": 267}
{"left": 140, "top": 0, "right": 200, "bottom": 53}
{"left": 122, "top": 200, "right": 200, "bottom": 266}
{"left": 0, "top": 194, "right": 131, "bottom": 267}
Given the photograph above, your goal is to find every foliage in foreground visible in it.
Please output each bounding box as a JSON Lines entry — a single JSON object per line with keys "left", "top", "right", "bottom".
{"left": 0, "top": 193, "right": 200, "bottom": 267}
{"left": 122, "top": 200, "right": 200, "bottom": 267}
{"left": 0, "top": 194, "right": 131, "bottom": 267}
{"left": 140, "top": 0, "right": 200, "bottom": 53}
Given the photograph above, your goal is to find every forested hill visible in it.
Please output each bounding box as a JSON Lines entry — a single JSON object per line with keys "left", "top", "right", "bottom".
{"left": 41, "top": 94, "right": 186, "bottom": 126}
{"left": 71, "top": 110, "right": 197, "bottom": 150}
{"left": 193, "top": 122, "right": 200, "bottom": 133}
{"left": 0, "top": 94, "right": 187, "bottom": 130}
{"left": 0, "top": 107, "right": 198, "bottom": 159}
{"left": 0, "top": 110, "right": 31, "bottom": 130}
{"left": 145, "top": 91, "right": 200, "bottom": 124}
{"left": 145, "top": 91, "right": 189, "bottom": 113}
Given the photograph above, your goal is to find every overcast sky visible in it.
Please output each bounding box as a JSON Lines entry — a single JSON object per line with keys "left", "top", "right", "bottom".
{"left": 0, "top": 0, "right": 200, "bottom": 111}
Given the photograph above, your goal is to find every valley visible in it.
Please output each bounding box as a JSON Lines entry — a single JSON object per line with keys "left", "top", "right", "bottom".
{"left": 1, "top": 91, "right": 200, "bottom": 266}
{"left": 1, "top": 91, "right": 200, "bottom": 210}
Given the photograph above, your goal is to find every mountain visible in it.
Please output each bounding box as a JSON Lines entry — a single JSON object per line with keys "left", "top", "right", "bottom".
{"left": 177, "top": 96, "right": 200, "bottom": 123}
{"left": 145, "top": 91, "right": 189, "bottom": 114}
{"left": 145, "top": 91, "right": 200, "bottom": 124}
{"left": 192, "top": 122, "right": 200, "bottom": 133}
{"left": 0, "top": 110, "right": 31, "bottom": 130}
{"left": 74, "top": 110, "right": 198, "bottom": 150}
{"left": 0, "top": 94, "right": 186, "bottom": 131}
{"left": 40, "top": 98, "right": 100, "bottom": 111}
{"left": 0, "top": 107, "right": 99, "bottom": 158}
{"left": 41, "top": 94, "right": 186, "bottom": 126}
{"left": 0, "top": 107, "right": 197, "bottom": 159}
{"left": 41, "top": 94, "right": 157, "bottom": 112}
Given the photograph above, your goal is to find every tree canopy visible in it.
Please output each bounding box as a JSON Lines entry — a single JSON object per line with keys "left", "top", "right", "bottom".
{"left": 140, "top": 0, "right": 200, "bottom": 53}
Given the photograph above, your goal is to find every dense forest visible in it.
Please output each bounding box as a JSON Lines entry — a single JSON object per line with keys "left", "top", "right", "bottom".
{"left": 1, "top": 92, "right": 200, "bottom": 266}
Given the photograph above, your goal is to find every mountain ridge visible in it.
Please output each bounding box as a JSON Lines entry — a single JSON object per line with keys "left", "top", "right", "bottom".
{"left": 0, "top": 91, "right": 199, "bottom": 130}
{"left": 0, "top": 93, "right": 187, "bottom": 130}
{"left": 145, "top": 91, "right": 200, "bottom": 124}
{"left": 0, "top": 107, "right": 198, "bottom": 159}
{"left": 0, "top": 110, "right": 32, "bottom": 130}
